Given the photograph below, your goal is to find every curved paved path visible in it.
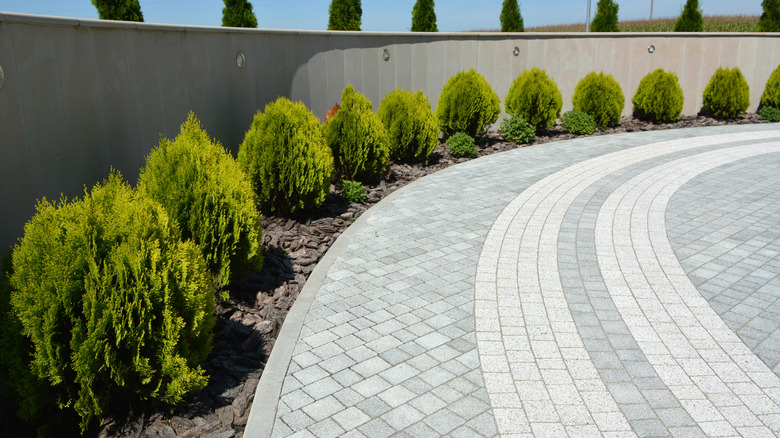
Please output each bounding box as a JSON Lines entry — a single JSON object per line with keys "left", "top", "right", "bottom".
{"left": 247, "top": 125, "right": 780, "bottom": 438}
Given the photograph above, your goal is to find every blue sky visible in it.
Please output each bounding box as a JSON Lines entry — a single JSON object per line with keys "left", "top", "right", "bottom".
{"left": 1, "top": 1, "right": 765, "bottom": 31}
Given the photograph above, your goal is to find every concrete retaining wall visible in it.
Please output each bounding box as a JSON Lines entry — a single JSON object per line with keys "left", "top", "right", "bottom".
{"left": 0, "top": 12, "right": 778, "bottom": 251}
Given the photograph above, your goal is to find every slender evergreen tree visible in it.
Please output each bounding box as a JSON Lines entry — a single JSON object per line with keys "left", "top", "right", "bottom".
{"left": 222, "top": 0, "right": 258, "bottom": 28}
{"left": 411, "top": 0, "right": 438, "bottom": 32}
{"left": 758, "top": 0, "right": 780, "bottom": 32}
{"left": 91, "top": 0, "right": 143, "bottom": 22}
{"left": 500, "top": 0, "right": 524, "bottom": 32}
{"left": 591, "top": 0, "right": 619, "bottom": 32}
{"left": 328, "top": 0, "right": 362, "bottom": 31}
{"left": 674, "top": 0, "right": 704, "bottom": 32}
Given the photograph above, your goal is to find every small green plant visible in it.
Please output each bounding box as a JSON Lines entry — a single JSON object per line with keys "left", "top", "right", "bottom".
{"left": 505, "top": 68, "right": 562, "bottom": 132}
{"left": 759, "top": 106, "right": 780, "bottom": 122}
{"left": 328, "top": 0, "right": 362, "bottom": 31}
{"left": 562, "top": 110, "right": 597, "bottom": 135}
{"left": 702, "top": 67, "right": 750, "bottom": 119}
{"left": 238, "top": 97, "right": 334, "bottom": 215}
{"left": 437, "top": 69, "right": 500, "bottom": 139}
{"left": 761, "top": 64, "right": 780, "bottom": 110}
{"left": 572, "top": 71, "right": 625, "bottom": 129}
{"left": 138, "top": 112, "right": 262, "bottom": 291}
{"left": 591, "top": 0, "right": 620, "bottom": 32}
{"left": 339, "top": 180, "right": 367, "bottom": 203}
{"left": 499, "top": 114, "right": 536, "bottom": 144}
{"left": 323, "top": 85, "right": 390, "bottom": 182}
{"left": 377, "top": 88, "right": 439, "bottom": 164}
{"left": 411, "top": 0, "right": 437, "bottom": 32}
{"left": 447, "top": 132, "right": 477, "bottom": 158}
{"left": 0, "top": 172, "right": 215, "bottom": 434}
{"left": 500, "top": 0, "right": 524, "bottom": 32}
{"left": 758, "top": 0, "right": 780, "bottom": 32}
{"left": 632, "top": 69, "right": 685, "bottom": 124}
{"left": 674, "top": 0, "right": 704, "bottom": 32}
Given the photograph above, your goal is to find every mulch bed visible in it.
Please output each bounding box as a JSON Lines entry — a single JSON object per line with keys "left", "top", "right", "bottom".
{"left": 0, "top": 113, "right": 771, "bottom": 437}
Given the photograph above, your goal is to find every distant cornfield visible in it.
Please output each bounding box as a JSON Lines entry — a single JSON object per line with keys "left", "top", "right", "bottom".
{"left": 469, "top": 15, "right": 761, "bottom": 33}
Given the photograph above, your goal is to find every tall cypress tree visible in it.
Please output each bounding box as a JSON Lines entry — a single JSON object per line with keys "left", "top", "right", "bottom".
{"left": 500, "top": 0, "right": 524, "bottom": 32}
{"left": 673, "top": 0, "right": 704, "bottom": 32}
{"left": 222, "top": 0, "right": 258, "bottom": 28}
{"left": 591, "top": 0, "right": 619, "bottom": 32}
{"left": 411, "top": 0, "right": 438, "bottom": 32}
{"left": 91, "top": 0, "right": 143, "bottom": 22}
{"left": 758, "top": 0, "right": 780, "bottom": 32}
{"left": 328, "top": 0, "right": 362, "bottom": 31}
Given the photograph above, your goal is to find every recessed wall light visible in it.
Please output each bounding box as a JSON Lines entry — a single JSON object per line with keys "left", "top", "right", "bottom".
{"left": 382, "top": 49, "right": 390, "bottom": 62}
{"left": 236, "top": 51, "right": 246, "bottom": 68}
{"left": 513, "top": 47, "right": 520, "bottom": 57}
{"left": 648, "top": 45, "right": 655, "bottom": 54}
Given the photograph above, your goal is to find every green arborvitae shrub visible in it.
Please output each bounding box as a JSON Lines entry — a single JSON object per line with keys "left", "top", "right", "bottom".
{"left": 377, "top": 88, "right": 439, "bottom": 164}
{"left": 447, "top": 132, "right": 477, "bottom": 158}
{"left": 339, "top": 180, "right": 367, "bottom": 203}
{"left": 91, "top": 0, "right": 144, "bottom": 21}
{"left": 632, "top": 69, "right": 685, "bottom": 124}
{"left": 761, "top": 64, "right": 780, "bottom": 110}
{"left": 499, "top": 114, "right": 535, "bottom": 144}
{"left": 674, "top": 0, "right": 704, "bottom": 32}
{"left": 758, "top": 0, "right": 780, "bottom": 32}
{"left": 562, "top": 110, "right": 597, "bottom": 135}
{"left": 324, "top": 85, "right": 390, "bottom": 182}
{"left": 572, "top": 72, "right": 625, "bottom": 130}
{"left": 328, "top": 0, "right": 362, "bottom": 31}
{"left": 500, "top": 0, "right": 524, "bottom": 32}
{"left": 436, "top": 69, "right": 501, "bottom": 139}
{"left": 759, "top": 106, "right": 780, "bottom": 122}
{"left": 0, "top": 172, "right": 215, "bottom": 434}
{"left": 591, "top": 0, "right": 620, "bottom": 32}
{"left": 239, "top": 98, "right": 334, "bottom": 216}
{"left": 702, "top": 67, "right": 751, "bottom": 119}
{"left": 411, "top": 0, "right": 437, "bottom": 32}
{"left": 505, "top": 68, "right": 562, "bottom": 132}
{"left": 138, "top": 112, "right": 262, "bottom": 291}
{"left": 222, "top": 0, "right": 258, "bottom": 28}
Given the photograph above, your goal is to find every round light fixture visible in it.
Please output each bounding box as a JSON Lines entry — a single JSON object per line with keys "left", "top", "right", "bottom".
{"left": 236, "top": 51, "right": 246, "bottom": 68}
{"left": 648, "top": 45, "right": 656, "bottom": 54}
{"left": 382, "top": 48, "right": 390, "bottom": 62}
{"left": 513, "top": 46, "right": 520, "bottom": 57}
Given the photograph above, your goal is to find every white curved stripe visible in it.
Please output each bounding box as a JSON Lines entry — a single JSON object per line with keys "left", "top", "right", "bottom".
{"left": 476, "top": 131, "right": 780, "bottom": 436}
{"left": 595, "top": 143, "right": 780, "bottom": 436}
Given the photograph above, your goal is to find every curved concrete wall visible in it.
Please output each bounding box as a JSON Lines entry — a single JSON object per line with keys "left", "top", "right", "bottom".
{"left": 0, "top": 12, "right": 778, "bottom": 251}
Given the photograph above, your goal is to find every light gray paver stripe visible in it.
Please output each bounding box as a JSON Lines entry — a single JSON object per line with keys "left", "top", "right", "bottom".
{"left": 475, "top": 131, "right": 780, "bottom": 436}
{"left": 595, "top": 143, "right": 780, "bottom": 437}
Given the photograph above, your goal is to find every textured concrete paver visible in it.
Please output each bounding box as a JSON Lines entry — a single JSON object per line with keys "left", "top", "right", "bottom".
{"left": 247, "top": 125, "right": 780, "bottom": 437}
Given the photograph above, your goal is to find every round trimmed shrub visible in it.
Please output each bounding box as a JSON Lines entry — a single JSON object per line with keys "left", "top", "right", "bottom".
{"left": 632, "top": 69, "right": 684, "bottom": 124}
{"left": 1, "top": 173, "right": 215, "bottom": 434}
{"left": 572, "top": 72, "right": 625, "bottom": 130}
{"left": 377, "top": 88, "right": 439, "bottom": 164}
{"left": 702, "top": 67, "right": 750, "bottom": 119}
{"left": 238, "top": 97, "right": 334, "bottom": 215}
{"left": 499, "top": 113, "right": 535, "bottom": 144}
{"left": 138, "top": 112, "right": 262, "bottom": 290}
{"left": 436, "top": 69, "right": 500, "bottom": 139}
{"left": 760, "top": 64, "right": 780, "bottom": 110}
{"left": 505, "top": 68, "right": 562, "bottom": 132}
{"left": 759, "top": 106, "right": 780, "bottom": 122}
{"left": 323, "top": 85, "right": 390, "bottom": 182}
{"left": 562, "top": 110, "right": 597, "bottom": 135}
{"left": 447, "top": 132, "right": 477, "bottom": 158}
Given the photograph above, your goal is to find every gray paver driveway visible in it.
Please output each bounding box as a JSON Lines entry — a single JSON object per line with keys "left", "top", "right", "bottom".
{"left": 246, "top": 125, "right": 780, "bottom": 437}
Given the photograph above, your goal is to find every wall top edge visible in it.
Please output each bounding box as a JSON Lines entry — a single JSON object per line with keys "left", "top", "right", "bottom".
{"left": 1, "top": 11, "right": 778, "bottom": 38}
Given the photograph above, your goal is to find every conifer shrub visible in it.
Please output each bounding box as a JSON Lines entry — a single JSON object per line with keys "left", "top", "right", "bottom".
{"left": 447, "top": 132, "right": 477, "bottom": 158}
{"left": 238, "top": 97, "right": 334, "bottom": 215}
{"left": 138, "top": 112, "right": 262, "bottom": 291}
{"left": 377, "top": 88, "right": 439, "bottom": 164}
{"left": 505, "top": 68, "right": 562, "bottom": 132}
{"left": 632, "top": 69, "right": 685, "bottom": 124}
{"left": 323, "top": 85, "right": 390, "bottom": 182}
{"left": 339, "top": 180, "right": 367, "bottom": 203}
{"left": 562, "top": 110, "right": 597, "bottom": 135}
{"left": 674, "top": 0, "right": 704, "bottom": 32}
{"left": 500, "top": 0, "right": 524, "bottom": 32}
{"left": 328, "top": 0, "right": 362, "bottom": 31}
{"left": 499, "top": 114, "right": 535, "bottom": 144}
{"left": 758, "top": 0, "right": 780, "bottom": 32}
{"left": 572, "top": 72, "right": 625, "bottom": 129}
{"left": 325, "top": 103, "right": 341, "bottom": 123}
{"left": 591, "top": 0, "right": 620, "bottom": 32}
{"left": 222, "top": 0, "right": 258, "bottom": 28}
{"left": 411, "top": 0, "right": 438, "bottom": 32}
{"left": 91, "top": 0, "right": 144, "bottom": 22}
{"left": 436, "top": 69, "right": 501, "bottom": 139}
{"left": 702, "top": 67, "right": 750, "bottom": 119}
{"left": 759, "top": 106, "right": 780, "bottom": 122}
{"left": 0, "top": 173, "right": 215, "bottom": 434}
{"left": 760, "top": 64, "right": 780, "bottom": 110}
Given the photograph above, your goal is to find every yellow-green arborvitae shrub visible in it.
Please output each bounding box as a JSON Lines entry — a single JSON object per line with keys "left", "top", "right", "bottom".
{"left": 632, "top": 69, "right": 685, "bottom": 124}
{"left": 138, "top": 112, "right": 262, "bottom": 290}
{"left": 0, "top": 172, "right": 215, "bottom": 435}
{"left": 761, "top": 64, "right": 780, "bottom": 110}
{"left": 572, "top": 71, "right": 625, "bottom": 130}
{"left": 702, "top": 67, "right": 750, "bottom": 119}
{"left": 377, "top": 88, "right": 439, "bottom": 164}
{"left": 505, "top": 68, "right": 562, "bottom": 132}
{"left": 238, "top": 97, "right": 334, "bottom": 215}
{"left": 436, "top": 69, "right": 500, "bottom": 138}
